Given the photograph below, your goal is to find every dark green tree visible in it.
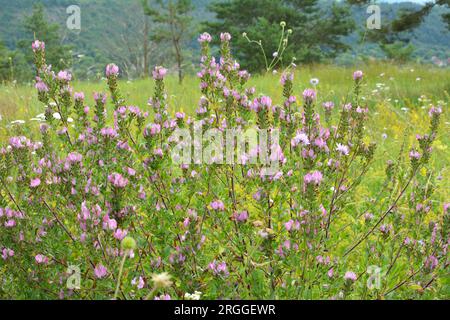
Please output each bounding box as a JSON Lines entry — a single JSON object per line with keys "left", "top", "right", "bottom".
{"left": 18, "top": 3, "right": 72, "bottom": 75}
{"left": 381, "top": 41, "right": 415, "bottom": 63}
{"left": 0, "top": 41, "right": 14, "bottom": 82}
{"left": 142, "top": 0, "right": 194, "bottom": 83}
{"left": 0, "top": 40, "right": 30, "bottom": 82}
{"left": 205, "top": 0, "right": 355, "bottom": 72}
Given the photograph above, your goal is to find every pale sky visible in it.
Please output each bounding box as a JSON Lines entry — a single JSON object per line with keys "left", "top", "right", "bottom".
{"left": 382, "top": 0, "right": 430, "bottom": 3}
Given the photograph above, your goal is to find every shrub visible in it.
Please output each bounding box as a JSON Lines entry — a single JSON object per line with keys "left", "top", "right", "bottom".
{"left": 0, "top": 35, "right": 447, "bottom": 300}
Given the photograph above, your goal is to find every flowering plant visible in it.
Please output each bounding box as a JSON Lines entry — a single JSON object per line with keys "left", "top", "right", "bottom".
{"left": 0, "top": 34, "right": 447, "bottom": 300}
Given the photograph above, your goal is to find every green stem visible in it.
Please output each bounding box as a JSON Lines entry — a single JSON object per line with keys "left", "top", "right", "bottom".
{"left": 144, "top": 286, "right": 156, "bottom": 300}
{"left": 114, "top": 252, "right": 128, "bottom": 300}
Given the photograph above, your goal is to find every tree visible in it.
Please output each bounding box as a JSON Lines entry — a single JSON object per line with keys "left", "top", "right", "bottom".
{"left": 0, "top": 41, "right": 13, "bottom": 82}
{"left": 347, "top": 0, "right": 450, "bottom": 39}
{"left": 102, "top": 5, "right": 160, "bottom": 79}
{"left": 205, "top": 0, "right": 355, "bottom": 72}
{"left": 18, "top": 3, "right": 72, "bottom": 75}
{"left": 381, "top": 41, "right": 415, "bottom": 63}
{"left": 0, "top": 40, "right": 30, "bottom": 83}
{"left": 142, "top": 0, "right": 194, "bottom": 83}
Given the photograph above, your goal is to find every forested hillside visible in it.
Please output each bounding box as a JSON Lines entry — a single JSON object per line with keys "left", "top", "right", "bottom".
{"left": 0, "top": 0, "right": 448, "bottom": 79}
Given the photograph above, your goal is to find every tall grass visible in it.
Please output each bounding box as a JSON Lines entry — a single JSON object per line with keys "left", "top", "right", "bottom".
{"left": 0, "top": 62, "right": 449, "bottom": 195}
{"left": 1, "top": 62, "right": 449, "bottom": 123}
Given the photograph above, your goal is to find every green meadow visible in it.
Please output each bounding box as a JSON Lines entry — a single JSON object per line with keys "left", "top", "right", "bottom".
{"left": 1, "top": 62, "right": 448, "bottom": 201}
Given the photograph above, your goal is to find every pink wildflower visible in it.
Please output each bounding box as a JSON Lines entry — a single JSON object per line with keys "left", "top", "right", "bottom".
{"left": 344, "top": 271, "right": 357, "bottom": 282}
{"left": 94, "top": 264, "right": 108, "bottom": 279}
{"left": 336, "top": 143, "right": 349, "bottom": 156}
{"left": 30, "top": 178, "right": 41, "bottom": 188}
{"left": 105, "top": 63, "right": 119, "bottom": 77}
{"left": 302, "top": 88, "right": 316, "bottom": 103}
{"left": 152, "top": 66, "right": 167, "bottom": 80}
{"left": 108, "top": 173, "right": 129, "bottom": 188}
{"left": 210, "top": 200, "right": 225, "bottom": 211}
{"left": 353, "top": 70, "right": 363, "bottom": 81}
{"left": 198, "top": 32, "right": 212, "bottom": 43}
{"left": 35, "top": 254, "right": 49, "bottom": 264}
{"left": 304, "top": 171, "right": 323, "bottom": 186}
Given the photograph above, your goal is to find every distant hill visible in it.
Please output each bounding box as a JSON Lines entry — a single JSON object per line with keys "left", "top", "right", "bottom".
{"left": 0, "top": 0, "right": 448, "bottom": 78}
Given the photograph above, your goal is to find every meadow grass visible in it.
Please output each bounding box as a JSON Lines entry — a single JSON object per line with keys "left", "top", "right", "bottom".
{"left": 1, "top": 62, "right": 449, "bottom": 122}
{"left": 0, "top": 62, "right": 449, "bottom": 201}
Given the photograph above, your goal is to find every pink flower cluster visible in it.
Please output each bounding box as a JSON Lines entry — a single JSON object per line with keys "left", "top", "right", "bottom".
{"left": 304, "top": 170, "right": 323, "bottom": 186}
{"left": 152, "top": 66, "right": 168, "bottom": 80}
{"left": 105, "top": 63, "right": 119, "bottom": 77}
{"left": 210, "top": 200, "right": 225, "bottom": 211}
{"left": 108, "top": 173, "right": 129, "bottom": 188}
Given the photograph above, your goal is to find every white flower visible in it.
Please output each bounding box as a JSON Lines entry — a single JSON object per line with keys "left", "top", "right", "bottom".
{"left": 53, "top": 112, "right": 61, "bottom": 120}
{"left": 151, "top": 272, "right": 172, "bottom": 289}
{"left": 67, "top": 117, "right": 74, "bottom": 123}
{"left": 310, "top": 78, "right": 319, "bottom": 86}
{"left": 184, "top": 291, "right": 202, "bottom": 300}
{"left": 258, "top": 229, "right": 269, "bottom": 239}
{"left": 273, "top": 52, "right": 279, "bottom": 58}
{"left": 11, "top": 120, "right": 25, "bottom": 125}
{"left": 11, "top": 120, "right": 25, "bottom": 124}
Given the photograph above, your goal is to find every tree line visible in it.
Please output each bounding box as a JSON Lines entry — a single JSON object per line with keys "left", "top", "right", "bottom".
{"left": 0, "top": 0, "right": 448, "bottom": 83}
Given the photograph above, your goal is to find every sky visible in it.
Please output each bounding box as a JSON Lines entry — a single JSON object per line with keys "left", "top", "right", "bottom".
{"left": 341, "top": 0, "right": 430, "bottom": 3}
{"left": 383, "top": 0, "right": 429, "bottom": 3}
{"left": 335, "top": 1, "right": 431, "bottom": 4}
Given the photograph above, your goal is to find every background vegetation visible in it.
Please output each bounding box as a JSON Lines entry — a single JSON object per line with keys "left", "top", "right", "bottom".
{"left": 0, "top": 0, "right": 449, "bottom": 81}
